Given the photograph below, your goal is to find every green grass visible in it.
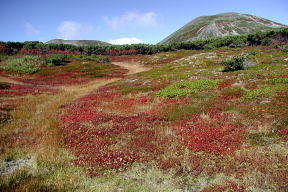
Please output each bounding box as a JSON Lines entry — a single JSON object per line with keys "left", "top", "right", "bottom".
{"left": 119, "top": 86, "right": 151, "bottom": 95}
{"left": 77, "top": 65, "right": 104, "bottom": 72}
{"left": 44, "top": 54, "right": 67, "bottom": 66}
{"left": 220, "top": 86, "right": 245, "bottom": 97}
{"left": 240, "top": 63, "right": 287, "bottom": 80}
{"left": 0, "top": 170, "right": 60, "bottom": 192}
{"left": 281, "top": 44, "right": 288, "bottom": 52}
{"left": 156, "top": 79, "right": 218, "bottom": 99}
{"left": 4, "top": 56, "right": 43, "bottom": 74}
{"left": 166, "top": 103, "right": 201, "bottom": 121}
{"left": 240, "top": 85, "right": 288, "bottom": 101}
{"left": 245, "top": 132, "right": 279, "bottom": 146}
{"left": 267, "top": 78, "right": 288, "bottom": 84}
{"left": 89, "top": 163, "right": 184, "bottom": 192}
{"left": 240, "top": 77, "right": 288, "bottom": 101}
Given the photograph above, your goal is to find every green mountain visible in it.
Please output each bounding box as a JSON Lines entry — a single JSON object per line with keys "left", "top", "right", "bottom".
{"left": 159, "top": 12, "right": 287, "bottom": 44}
{"left": 46, "top": 39, "right": 110, "bottom": 46}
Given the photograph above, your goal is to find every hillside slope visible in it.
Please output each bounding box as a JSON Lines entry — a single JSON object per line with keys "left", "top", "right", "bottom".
{"left": 46, "top": 39, "right": 110, "bottom": 46}
{"left": 159, "top": 12, "right": 287, "bottom": 44}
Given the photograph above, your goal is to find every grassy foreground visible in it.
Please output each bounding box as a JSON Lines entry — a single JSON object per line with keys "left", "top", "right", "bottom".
{"left": 0, "top": 45, "right": 288, "bottom": 191}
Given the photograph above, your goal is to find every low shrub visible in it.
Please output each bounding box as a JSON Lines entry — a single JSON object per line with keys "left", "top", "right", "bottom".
{"left": 240, "top": 85, "right": 288, "bottom": 101}
{"left": 3, "top": 54, "right": 112, "bottom": 75}
{"left": 274, "top": 44, "right": 288, "bottom": 52}
{"left": 1, "top": 28, "right": 288, "bottom": 56}
{"left": 4, "top": 56, "right": 43, "bottom": 74}
{"left": 248, "top": 51, "right": 257, "bottom": 56}
{"left": 0, "top": 42, "right": 11, "bottom": 55}
{"left": 70, "top": 54, "right": 111, "bottom": 63}
{"left": 241, "top": 87, "right": 273, "bottom": 101}
{"left": 156, "top": 79, "right": 218, "bottom": 99}
{"left": 43, "top": 54, "right": 67, "bottom": 66}
{"left": 281, "top": 44, "right": 288, "bottom": 52}
{"left": 103, "top": 48, "right": 138, "bottom": 56}
{"left": 221, "top": 53, "right": 256, "bottom": 72}
{"left": 241, "top": 78, "right": 288, "bottom": 101}
{"left": 221, "top": 56, "right": 246, "bottom": 72}
{"left": 89, "top": 54, "right": 111, "bottom": 63}
{"left": 0, "top": 82, "right": 11, "bottom": 89}
{"left": 0, "top": 55, "right": 9, "bottom": 62}
{"left": 261, "top": 37, "right": 272, "bottom": 45}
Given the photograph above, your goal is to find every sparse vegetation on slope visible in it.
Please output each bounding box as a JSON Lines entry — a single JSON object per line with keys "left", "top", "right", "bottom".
{"left": 159, "top": 12, "right": 287, "bottom": 44}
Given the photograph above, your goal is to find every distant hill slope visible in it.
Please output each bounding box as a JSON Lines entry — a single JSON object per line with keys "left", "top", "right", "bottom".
{"left": 46, "top": 39, "right": 110, "bottom": 46}
{"left": 159, "top": 12, "right": 287, "bottom": 44}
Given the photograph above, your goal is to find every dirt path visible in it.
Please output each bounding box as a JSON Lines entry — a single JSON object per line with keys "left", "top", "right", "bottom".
{"left": 0, "top": 61, "right": 148, "bottom": 88}
{"left": 60, "top": 61, "right": 149, "bottom": 99}
{"left": 0, "top": 76, "right": 25, "bottom": 85}
{"left": 112, "top": 62, "right": 149, "bottom": 75}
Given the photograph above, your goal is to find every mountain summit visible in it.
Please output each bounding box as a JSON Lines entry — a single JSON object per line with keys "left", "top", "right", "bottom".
{"left": 159, "top": 12, "right": 287, "bottom": 44}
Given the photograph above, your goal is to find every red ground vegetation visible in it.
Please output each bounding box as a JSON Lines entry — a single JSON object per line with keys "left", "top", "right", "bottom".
{"left": 174, "top": 110, "right": 247, "bottom": 154}
{"left": 217, "top": 79, "right": 235, "bottom": 90}
{"left": 201, "top": 181, "right": 248, "bottom": 192}
{"left": 104, "top": 49, "right": 137, "bottom": 56}
{"left": 0, "top": 83, "right": 57, "bottom": 97}
{"left": 59, "top": 87, "right": 162, "bottom": 175}
{"left": 18, "top": 48, "right": 81, "bottom": 55}
{"left": 4, "top": 63, "right": 127, "bottom": 86}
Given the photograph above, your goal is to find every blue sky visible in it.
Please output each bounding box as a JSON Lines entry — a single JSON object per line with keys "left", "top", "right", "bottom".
{"left": 0, "top": 0, "right": 287, "bottom": 44}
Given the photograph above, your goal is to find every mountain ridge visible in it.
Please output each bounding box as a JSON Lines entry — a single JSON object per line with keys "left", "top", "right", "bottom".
{"left": 46, "top": 39, "right": 110, "bottom": 46}
{"left": 159, "top": 12, "right": 287, "bottom": 44}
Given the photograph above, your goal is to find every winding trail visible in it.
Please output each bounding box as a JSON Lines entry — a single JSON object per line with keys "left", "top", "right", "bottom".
{"left": 0, "top": 76, "right": 25, "bottom": 85}
{"left": 0, "top": 61, "right": 149, "bottom": 98}
{"left": 0, "top": 61, "right": 150, "bottom": 176}
{"left": 59, "top": 61, "right": 149, "bottom": 99}
{"left": 112, "top": 62, "right": 149, "bottom": 75}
